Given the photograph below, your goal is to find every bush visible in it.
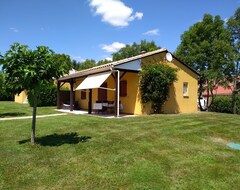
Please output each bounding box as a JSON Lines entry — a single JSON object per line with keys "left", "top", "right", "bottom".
{"left": 0, "top": 72, "right": 14, "bottom": 101}
{"left": 209, "top": 95, "right": 240, "bottom": 114}
{"left": 139, "top": 62, "right": 178, "bottom": 113}
{"left": 28, "top": 83, "right": 57, "bottom": 107}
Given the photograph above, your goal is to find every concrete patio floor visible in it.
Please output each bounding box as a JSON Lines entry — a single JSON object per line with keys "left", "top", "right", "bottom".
{"left": 56, "top": 109, "right": 137, "bottom": 119}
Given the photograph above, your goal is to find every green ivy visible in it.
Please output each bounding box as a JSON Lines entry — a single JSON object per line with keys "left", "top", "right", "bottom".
{"left": 139, "top": 63, "right": 178, "bottom": 114}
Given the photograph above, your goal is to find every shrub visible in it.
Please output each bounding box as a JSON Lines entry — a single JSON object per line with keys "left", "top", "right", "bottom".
{"left": 209, "top": 95, "right": 240, "bottom": 114}
{"left": 28, "top": 83, "right": 57, "bottom": 107}
{"left": 139, "top": 62, "right": 178, "bottom": 114}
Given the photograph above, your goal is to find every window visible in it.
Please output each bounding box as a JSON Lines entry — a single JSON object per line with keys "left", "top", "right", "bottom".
{"left": 98, "top": 82, "right": 107, "bottom": 101}
{"left": 120, "top": 80, "right": 127, "bottom": 97}
{"left": 81, "top": 90, "right": 86, "bottom": 100}
{"left": 183, "top": 82, "right": 188, "bottom": 97}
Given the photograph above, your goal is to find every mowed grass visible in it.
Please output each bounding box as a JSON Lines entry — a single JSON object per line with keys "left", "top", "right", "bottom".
{"left": 0, "top": 101, "right": 59, "bottom": 118}
{"left": 0, "top": 102, "right": 240, "bottom": 189}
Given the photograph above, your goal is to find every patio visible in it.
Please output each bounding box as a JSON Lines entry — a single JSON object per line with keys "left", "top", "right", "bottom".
{"left": 56, "top": 109, "right": 137, "bottom": 119}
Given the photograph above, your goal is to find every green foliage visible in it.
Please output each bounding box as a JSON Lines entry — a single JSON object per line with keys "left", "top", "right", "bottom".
{"left": 0, "top": 72, "right": 14, "bottom": 101}
{"left": 2, "top": 43, "right": 71, "bottom": 94}
{"left": 112, "top": 40, "right": 160, "bottom": 61}
{"left": 96, "top": 59, "right": 111, "bottom": 66}
{"left": 209, "top": 96, "right": 233, "bottom": 113}
{"left": 71, "top": 58, "right": 112, "bottom": 71}
{"left": 71, "top": 59, "right": 96, "bottom": 70}
{"left": 209, "top": 95, "right": 240, "bottom": 114}
{"left": 139, "top": 63, "right": 178, "bottom": 113}
{"left": 175, "top": 14, "right": 235, "bottom": 110}
{"left": 227, "top": 7, "right": 240, "bottom": 74}
{"left": 28, "top": 83, "right": 57, "bottom": 107}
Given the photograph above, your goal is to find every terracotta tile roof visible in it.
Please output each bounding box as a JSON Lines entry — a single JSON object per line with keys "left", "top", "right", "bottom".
{"left": 203, "top": 85, "right": 233, "bottom": 95}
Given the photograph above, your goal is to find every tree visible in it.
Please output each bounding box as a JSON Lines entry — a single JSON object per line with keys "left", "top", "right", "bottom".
{"left": 97, "top": 59, "right": 111, "bottom": 66}
{"left": 227, "top": 7, "right": 240, "bottom": 114}
{"left": 228, "top": 7, "right": 240, "bottom": 74}
{"left": 139, "top": 62, "right": 178, "bottom": 114}
{"left": 2, "top": 43, "right": 71, "bottom": 144}
{"left": 112, "top": 40, "right": 160, "bottom": 61}
{"left": 175, "top": 14, "right": 235, "bottom": 110}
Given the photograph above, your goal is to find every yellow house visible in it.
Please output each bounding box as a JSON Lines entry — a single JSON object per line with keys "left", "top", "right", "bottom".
{"left": 57, "top": 48, "right": 199, "bottom": 116}
{"left": 14, "top": 90, "right": 28, "bottom": 104}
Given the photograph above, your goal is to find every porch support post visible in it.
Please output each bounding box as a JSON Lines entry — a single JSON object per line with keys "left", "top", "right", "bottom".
{"left": 70, "top": 79, "right": 74, "bottom": 111}
{"left": 88, "top": 89, "right": 92, "bottom": 114}
{"left": 114, "top": 70, "right": 120, "bottom": 117}
{"left": 57, "top": 81, "right": 61, "bottom": 109}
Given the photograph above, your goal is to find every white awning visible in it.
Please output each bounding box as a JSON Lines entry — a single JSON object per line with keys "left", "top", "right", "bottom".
{"left": 75, "top": 71, "right": 112, "bottom": 90}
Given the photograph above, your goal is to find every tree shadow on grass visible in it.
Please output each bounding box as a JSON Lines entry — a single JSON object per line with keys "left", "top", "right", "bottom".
{"left": 0, "top": 112, "right": 26, "bottom": 118}
{"left": 19, "top": 132, "right": 91, "bottom": 146}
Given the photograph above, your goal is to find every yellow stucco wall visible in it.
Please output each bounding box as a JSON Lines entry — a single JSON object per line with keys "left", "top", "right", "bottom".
{"left": 73, "top": 52, "right": 198, "bottom": 115}
{"left": 135, "top": 52, "right": 199, "bottom": 114}
{"left": 14, "top": 90, "right": 28, "bottom": 104}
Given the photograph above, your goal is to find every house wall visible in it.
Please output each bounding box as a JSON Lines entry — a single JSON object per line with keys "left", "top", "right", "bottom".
{"left": 14, "top": 90, "right": 28, "bottom": 104}
{"left": 135, "top": 52, "right": 199, "bottom": 114}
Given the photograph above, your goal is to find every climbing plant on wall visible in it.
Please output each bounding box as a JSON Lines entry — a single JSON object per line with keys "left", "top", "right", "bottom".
{"left": 139, "top": 62, "right": 178, "bottom": 114}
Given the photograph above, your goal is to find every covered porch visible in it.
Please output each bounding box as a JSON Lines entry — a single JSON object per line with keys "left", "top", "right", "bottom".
{"left": 57, "top": 53, "right": 142, "bottom": 117}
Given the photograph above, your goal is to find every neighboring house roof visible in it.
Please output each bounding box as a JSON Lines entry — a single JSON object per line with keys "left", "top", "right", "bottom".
{"left": 203, "top": 85, "right": 233, "bottom": 96}
{"left": 58, "top": 48, "right": 199, "bottom": 82}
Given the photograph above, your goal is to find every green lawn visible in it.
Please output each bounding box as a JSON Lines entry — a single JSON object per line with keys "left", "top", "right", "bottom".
{"left": 0, "top": 101, "right": 59, "bottom": 118}
{"left": 0, "top": 102, "right": 240, "bottom": 189}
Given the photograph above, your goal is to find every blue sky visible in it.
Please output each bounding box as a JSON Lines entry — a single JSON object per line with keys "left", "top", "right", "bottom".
{"left": 0, "top": 0, "right": 239, "bottom": 62}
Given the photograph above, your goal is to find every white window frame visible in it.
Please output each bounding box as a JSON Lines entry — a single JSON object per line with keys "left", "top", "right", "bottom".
{"left": 183, "top": 82, "right": 188, "bottom": 97}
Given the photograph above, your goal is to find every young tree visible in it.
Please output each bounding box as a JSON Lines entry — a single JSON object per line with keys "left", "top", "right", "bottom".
{"left": 175, "top": 14, "right": 235, "bottom": 110}
{"left": 139, "top": 62, "right": 178, "bottom": 114}
{"left": 2, "top": 43, "right": 71, "bottom": 144}
{"left": 112, "top": 40, "right": 160, "bottom": 61}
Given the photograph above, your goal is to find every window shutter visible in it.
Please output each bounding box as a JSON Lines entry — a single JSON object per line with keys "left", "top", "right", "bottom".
{"left": 81, "top": 90, "right": 86, "bottom": 100}
{"left": 98, "top": 82, "right": 107, "bottom": 101}
{"left": 120, "top": 80, "right": 127, "bottom": 97}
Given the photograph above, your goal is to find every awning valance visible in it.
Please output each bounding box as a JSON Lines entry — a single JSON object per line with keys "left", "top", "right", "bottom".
{"left": 75, "top": 71, "right": 112, "bottom": 90}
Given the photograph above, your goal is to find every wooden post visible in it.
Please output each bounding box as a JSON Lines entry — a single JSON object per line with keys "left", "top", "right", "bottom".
{"left": 57, "top": 81, "right": 61, "bottom": 109}
{"left": 70, "top": 79, "right": 74, "bottom": 111}
{"left": 88, "top": 89, "right": 92, "bottom": 114}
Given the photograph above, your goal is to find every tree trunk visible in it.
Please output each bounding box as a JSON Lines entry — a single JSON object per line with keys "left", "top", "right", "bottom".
{"left": 31, "top": 89, "right": 38, "bottom": 144}
{"left": 232, "top": 90, "right": 237, "bottom": 114}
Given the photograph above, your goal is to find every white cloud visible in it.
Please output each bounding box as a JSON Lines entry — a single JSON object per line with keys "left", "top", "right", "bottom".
{"left": 143, "top": 29, "right": 159, "bottom": 36}
{"left": 89, "top": 0, "right": 143, "bottom": 27}
{"left": 9, "top": 27, "right": 19, "bottom": 33}
{"left": 101, "top": 42, "right": 126, "bottom": 53}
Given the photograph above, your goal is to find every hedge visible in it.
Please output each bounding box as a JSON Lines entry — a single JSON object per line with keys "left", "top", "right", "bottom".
{"left": 209, "top": 95, "right": 240, "bottom": 114}
{"left": 28, "top": 83, "right": 57, "bottom": 107}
